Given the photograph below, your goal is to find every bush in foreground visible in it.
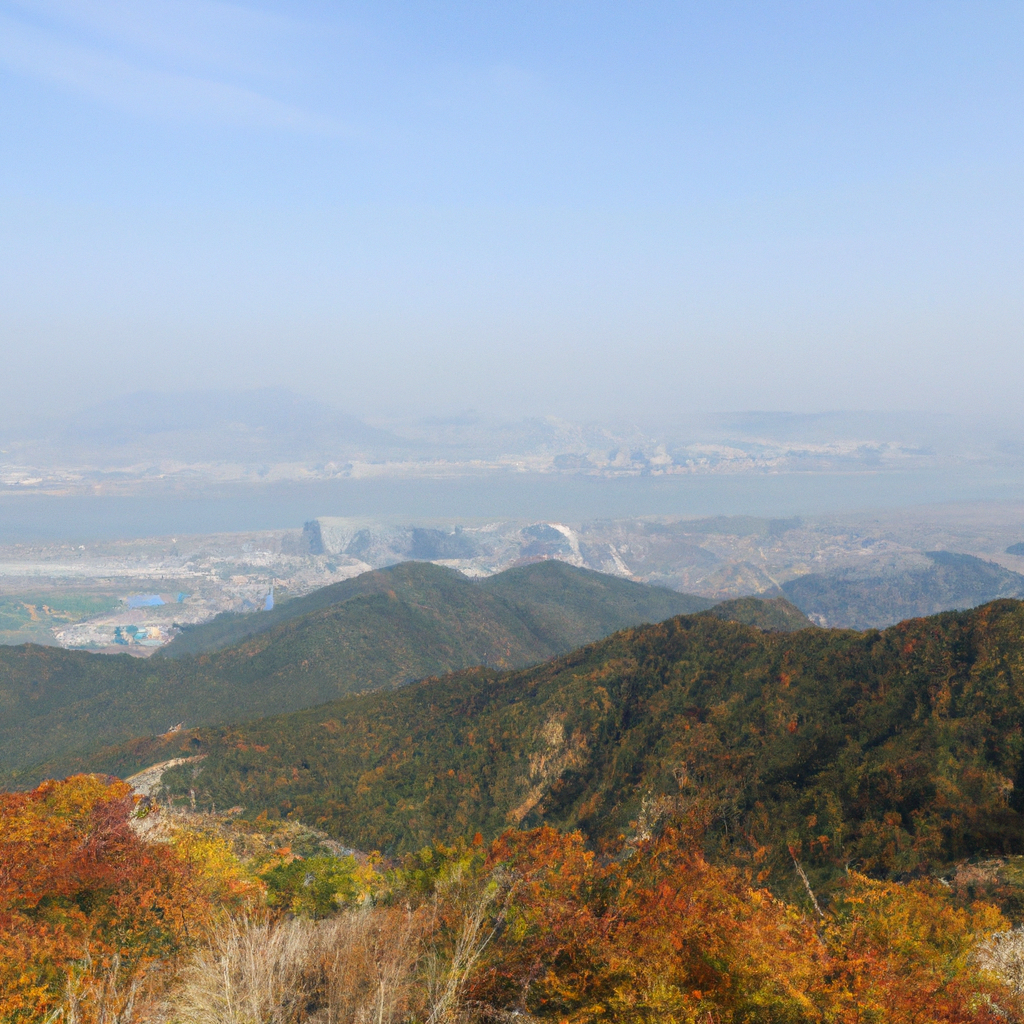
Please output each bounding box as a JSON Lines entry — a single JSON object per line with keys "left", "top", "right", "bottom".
{"left": 4, "top": 776, "right": 1024, "bottom": 1023}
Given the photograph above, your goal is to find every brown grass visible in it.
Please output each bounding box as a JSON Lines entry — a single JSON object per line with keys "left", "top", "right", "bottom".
{"left": 159, "top": 909, "right": 425, "bottom": 1024}
{"left": 39, "top": 858, "right": 509, "bottom": 1024}
{"left": 41, "top": 953, "right": 167, "bottom": 1024}
{"left": 154, "top": 874, "right": 506, "bottom": 1024}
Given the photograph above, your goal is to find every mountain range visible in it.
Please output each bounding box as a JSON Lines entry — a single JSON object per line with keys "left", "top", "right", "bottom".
{"left": 1, "top": 560, "right": 809, "bottom": 783}
{"left": 783, "top": 550, "right": 1024, "bottom": 628}
{"left": 58, "top": 596, "right": 1024, "bottom": 907}
{"left": 9, "top": 542, "right": 1024, "bottom": 911}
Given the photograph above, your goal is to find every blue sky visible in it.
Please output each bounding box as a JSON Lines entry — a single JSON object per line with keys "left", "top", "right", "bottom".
{"left": 1, "top": 1, "right": 1022, "bottom": 424}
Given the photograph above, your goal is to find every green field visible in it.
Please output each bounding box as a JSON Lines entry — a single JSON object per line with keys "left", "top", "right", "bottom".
{"left": 0, "top": 593, "right": 119, "bottom": 645}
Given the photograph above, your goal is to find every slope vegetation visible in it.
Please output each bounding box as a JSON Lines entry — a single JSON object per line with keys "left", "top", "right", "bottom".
{"left": 702, "top": 594, "right": 809, "bottom": 631}
{"left": 0, "top": 561, "right": 716, "bottom": 778}
{"left": 162, "top": 557, "right": 713, "bottom": 659}
{"left": 89, "top": 599, "right": 1024, "bottom": 902}
{"left": 783, "top": 550, "right": 1024, "bottom": 628}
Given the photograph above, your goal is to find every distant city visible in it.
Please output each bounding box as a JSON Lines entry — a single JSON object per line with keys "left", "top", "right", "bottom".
{"left": 3, "top": 502, "right": 1024, "bottom": 653}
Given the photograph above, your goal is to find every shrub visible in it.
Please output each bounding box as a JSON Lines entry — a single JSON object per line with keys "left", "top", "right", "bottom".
{"left": 0, "top": 776, "right": 241, "bottom": 1023}
{"left": 263, "top": 854, "right": 362, "bottom": 918}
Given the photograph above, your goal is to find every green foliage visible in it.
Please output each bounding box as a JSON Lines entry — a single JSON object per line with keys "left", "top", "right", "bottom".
{"left": 702, "top": 595, "right": 810, "bottom": 631}
{"left": 1, "top": 561, "right": 713, "bottom": 780}
{"left": 110, "top": 598, "right": 1024, "bottom": 903}
{"left": 263, "top": 854, "right": 362, "bottom": 917}
{"left": 479, "top": 558, "right": 711, "bottom": 649}
{"left": 161, "top": 558, "right": 711, "bottom": 659}
{"left": 385, "top": 837, "right": 487, "bottom": 901}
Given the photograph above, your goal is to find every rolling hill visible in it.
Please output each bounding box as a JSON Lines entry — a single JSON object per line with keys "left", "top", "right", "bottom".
{"left": 75, "top": 597, "right": 1024, "bottom": 904}
{"left": 159, "top": 557, "right": 713, "bottom": 658}
{"left": 1, "top": 560, "right": 727, "bottom": 779}
{"left": 782, "top": 550, "right": 1024, "bottom": 629}
{"left": 701, "top": 594, "right": 811, "bottom": 632}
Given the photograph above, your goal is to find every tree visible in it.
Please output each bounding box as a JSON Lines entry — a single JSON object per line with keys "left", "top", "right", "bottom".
{"left": 0, "top": 776, "right": 243, "bottom": 1022}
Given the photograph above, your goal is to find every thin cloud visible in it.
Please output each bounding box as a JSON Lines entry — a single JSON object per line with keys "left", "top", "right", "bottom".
{"left": 8, "top": 0, "right": 304, "bottom": 78}
{"left": 0, "top": 9, "right": 340, "bottom": 134}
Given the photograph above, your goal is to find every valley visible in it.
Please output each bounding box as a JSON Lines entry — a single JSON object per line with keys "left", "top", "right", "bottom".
{"left": 8, "top": 534, "right": 1024, "bottom": 1023}
{"left": 2, "top": 500, "right": 1024, "bottom": 653}
{"left": 6, "top": 0, "right": 1024, "bottom": 1012}
{"left": 0, "top": 560, "right": 741, "bottom": 782}
{"left": 5, "top": 402, "right": 1024, "bottom": 1024}
{"left": 11, "top": 587, "right": 1024, "bottom": 1021}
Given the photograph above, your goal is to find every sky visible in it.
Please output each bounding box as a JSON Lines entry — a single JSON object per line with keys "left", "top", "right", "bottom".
{"left": 1, "top": 0, "right": 1022, "bottom": 426}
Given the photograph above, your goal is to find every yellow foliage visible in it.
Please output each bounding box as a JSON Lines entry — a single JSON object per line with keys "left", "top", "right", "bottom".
{"left": 170, "top": 825, "right": 266, "bottom": 910}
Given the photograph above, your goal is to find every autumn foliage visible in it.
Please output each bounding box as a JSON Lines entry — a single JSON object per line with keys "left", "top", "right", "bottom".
{"left": 469, "top": 827, "right": 1021, "bottom": 1023}
{"left": 472, "top": 826, "right": 823, "bottom": 1022}
{"left": 0, "top": 775, "right": 253, "bottom": 1022}
{"left": 4, "top": 775, "right": 1024, "bottom": 1023}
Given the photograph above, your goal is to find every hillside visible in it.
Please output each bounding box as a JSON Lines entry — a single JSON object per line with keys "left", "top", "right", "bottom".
{"left": 701, "top": 594, "right": 809, "bottom": 631}
{"left": 77, "top": 598, "right": 1024, "bottom": 903}
{"left": 0, "top": 560, "right": 717, "bottom": 778}
{"left": 159, "top": 558, "right": 712, "bottom": 658}
{"left": 783, "top": 550, "right": 1024, "bottom": 629}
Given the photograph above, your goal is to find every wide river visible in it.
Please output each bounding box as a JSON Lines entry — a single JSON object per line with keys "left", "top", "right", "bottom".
{"left": 3, "top": 465, "right": 1024, "bottom": 544}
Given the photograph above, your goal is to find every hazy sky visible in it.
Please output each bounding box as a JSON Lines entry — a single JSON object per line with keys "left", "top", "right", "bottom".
{"left": 2, "top": 1, "right": 1022, "bottom": 424}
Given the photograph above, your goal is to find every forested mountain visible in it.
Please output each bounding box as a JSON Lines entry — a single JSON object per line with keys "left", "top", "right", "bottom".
{"left": 2, "top": 561, "right": 736, "bottom": 779}
{"left": 159, "top": 558, "right": 712, "bottom": 658}
{"left": 72, "top": 598, "right": 1024, "bottom": 905}
{"left": 12, "top": 595, "right": 1024, "bottom": 1023}
{"left": 702, "top": 594, "right": 811, "bottom": 631}
{"left": 783, "top": 550, "right": 1024, "bottom": 628}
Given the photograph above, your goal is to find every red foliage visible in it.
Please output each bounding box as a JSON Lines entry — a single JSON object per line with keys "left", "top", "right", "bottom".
{"left": 475, "top": 826, "right": 824, "bottom": 1021}
{"left": 3, "top": 778, "right": 1021, "bottom": 1023}
{"left": 0, "top": 775, "right": 216, "bottom": 1021}
{"left": 472, "top": 827, "right": 1018, "bottom": 1023}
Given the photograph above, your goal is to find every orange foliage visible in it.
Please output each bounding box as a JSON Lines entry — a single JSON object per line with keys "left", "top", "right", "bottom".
{"left": 823, "top": 873, "right": 1016, "bottom": 1023}
{"left": 3, "top": 778, "right": 1021, "bottom": 1024}
{"left": 476, "top": 826, "right": 825, "bottom": 1022}
{"left": 473, "top": 828, "right": 1019, "bottom": 1024}
{"left": 0, "top": 775, "right": 229, "bottom": 1021}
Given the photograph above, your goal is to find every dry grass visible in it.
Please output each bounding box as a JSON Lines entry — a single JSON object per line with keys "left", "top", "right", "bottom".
{"left": 318, "top": 907, "right": 426, "bottom": 1024}
{"left": 161, "top": 909, "right": 426, "bottom": 1024}
{"left": 978, "top": 925, "right": 1024, "bottom": 996}
{"left": 155, "top": 880, "right": 505, "bottom": 1024}
{"left": 41, "top": 953, "right": 167, "bottom": 1024}
{"left": 41, "top": 912, "right": 425, "bottom": 1024}
{"left": 165, "top": 915, "right": 317, "bottom": 1023}
{"left": 40, "top": 860, "right": 508, "bottom": 1024}
{"left": 424, "top": 865, "right": 508, "bottom": 1024}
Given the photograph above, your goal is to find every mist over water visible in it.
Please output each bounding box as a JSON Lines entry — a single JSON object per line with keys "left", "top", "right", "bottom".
{"left": 4, "top": 466, "right": 1024, "bottom": 543}
{"left": 4, "top": 0, "right": 1024, "bottom": 554}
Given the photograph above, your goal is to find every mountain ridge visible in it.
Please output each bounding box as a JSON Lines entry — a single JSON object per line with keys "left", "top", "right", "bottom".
{"left": 783, "top": 549, "right": 1024, "bottom": 628}
{"left": 66, "top": 596, "right": 1024, "bottom": 906}
{"left": 158, "top": 558, "right": 715, "bottom": 659}
{"left": 3, "top": 560, "right": 767, "bottom": 779}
